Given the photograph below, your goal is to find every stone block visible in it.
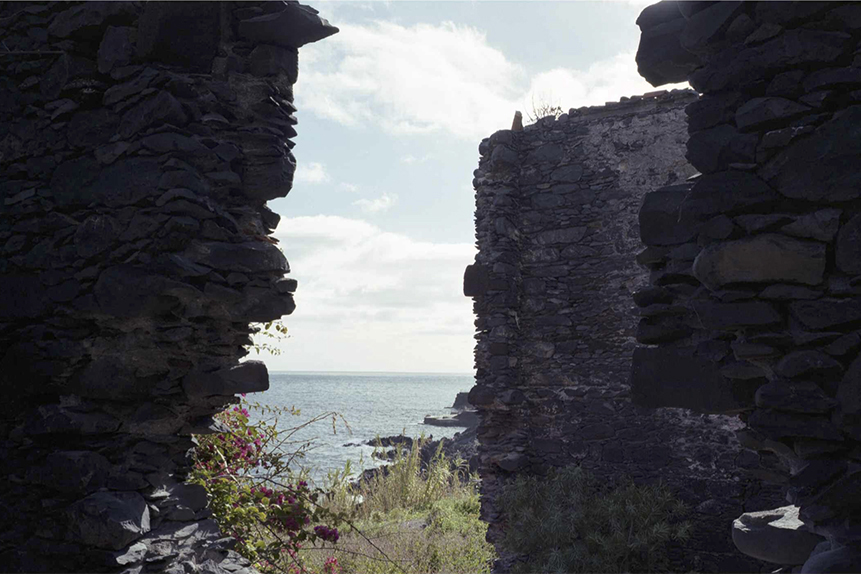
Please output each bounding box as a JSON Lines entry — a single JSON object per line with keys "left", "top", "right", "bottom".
{"left": 631, "top": 347, "right": 750, "bottom": 413}
{"left": 237, "top": 2, "right": 338, "bottom": 49}
{"left": 763, "top": 106, "right": 861, "bottom": 202}
{"left": 136, "top": 1, "right": 220, "bottom": 71}
{"left": 182, "top": 360, "right": 270, "bottom": 398}
{"left": 639, "top": 184, "right": 699, "bottom": 246}
{"left": 693, "top": 234, "right": 826, "bottom": 290}
{"left": 67, "top": 492, "right": 150, "bottom": 550}
{"left": 732, "top": 505, "right": 823, "bottom": 565}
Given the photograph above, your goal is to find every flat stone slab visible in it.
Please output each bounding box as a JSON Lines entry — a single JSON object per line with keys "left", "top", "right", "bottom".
{"left": 732, "top": 505, "right": 824, "bottom": 565}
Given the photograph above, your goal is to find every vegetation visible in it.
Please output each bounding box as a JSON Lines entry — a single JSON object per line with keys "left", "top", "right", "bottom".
{"left": 499, "top": 465, "right": 692, "bottom": 574}
{"left": 190, "top": 400, "right": 351, "bottom": 573}
{"left": 526, "top": 91, "right": 565, "bottom": 124}
{"left": 303, "top": 438, "right": 496, "bottom": 574}
{"left": 192, "top": 401, "right": 495, "bottom": 574}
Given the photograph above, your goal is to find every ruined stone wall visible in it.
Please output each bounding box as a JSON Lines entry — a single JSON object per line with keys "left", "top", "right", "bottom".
{"left": 0, "top": 2, "right": 335, "bottom": 571}
{"left": 633, "top": 2, "right": 861, "bottom": 571}
{"left": 466, "top": 90, "right": 784, "bottom": 572}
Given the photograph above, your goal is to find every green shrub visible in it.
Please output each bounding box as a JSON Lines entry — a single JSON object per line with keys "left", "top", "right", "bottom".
{"left": 499, "top": 466, "right": 691, "bottom": 574}
{"left": 191, "top": 400, "right": 351, "bottom": 573}
{"left": 301, "top": 438, "right": 496, "bottom": 574}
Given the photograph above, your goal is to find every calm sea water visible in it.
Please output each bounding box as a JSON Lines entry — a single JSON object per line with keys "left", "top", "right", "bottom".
{"left": 247, "top": 372, "right": 475, "bottom": 483}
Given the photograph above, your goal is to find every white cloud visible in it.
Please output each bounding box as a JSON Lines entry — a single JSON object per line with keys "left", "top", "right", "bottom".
{"left": 400, "top": 154, "right": 432, "bottom": 164}
{"left": 352, "top": 192, "right": 398, "bottom": 214}
{"left": 297, "top": 20, "right": 689, "bottom": 140}
{"left": 267, "top": 216, "right": 477, "bottom": 372}
{"left": 297, "top": 21, "right": 525, "bottom": 140}
{"left": 338, "top": 182, "right": 359, "bottom": 193}
{"left": 294, "top": 162, "right": 331, "bottom": 184}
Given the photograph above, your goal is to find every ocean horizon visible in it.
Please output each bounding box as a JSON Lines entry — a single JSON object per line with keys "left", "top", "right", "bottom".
{"left": 247, "top": 371, "right": 476, "bottom": 484}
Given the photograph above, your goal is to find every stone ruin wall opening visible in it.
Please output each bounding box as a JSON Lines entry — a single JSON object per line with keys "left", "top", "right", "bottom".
{"left": 470, "top": 1, "right": 861, "bottom": 572}
{"left": 0, "top": 2, "right": 335, "bottom": 572}
{"left": 466, "top": 88, "right": 784, "bottom": 573}
{"left": 633, "top": 1, "right": 861, "bottom": 571}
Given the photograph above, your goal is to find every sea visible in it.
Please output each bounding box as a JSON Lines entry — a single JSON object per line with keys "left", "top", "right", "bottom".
{"left": 245, "top": 371, "right": 475, "bottom": 484}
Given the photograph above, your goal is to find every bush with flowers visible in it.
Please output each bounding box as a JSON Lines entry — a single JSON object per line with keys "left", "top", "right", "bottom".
{"left": 191, "top": 399, "right": 351, "bottom": 573}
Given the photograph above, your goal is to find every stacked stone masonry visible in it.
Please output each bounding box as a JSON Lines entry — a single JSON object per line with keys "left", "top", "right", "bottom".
{"left": 466, "top": 89, "right": 784, "bottom": 572}
{"left": 634, "top": 1, "right": 861, "bottom": 571}
{"left": 0, "top": 2, "right": 336, "bottom": 572}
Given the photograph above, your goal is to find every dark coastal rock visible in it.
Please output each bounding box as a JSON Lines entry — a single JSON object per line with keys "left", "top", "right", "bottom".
{"left": 735, "top": 97, "right": 811, "bottom": 132}
{"left": 635, "top": 1, "right": 701, "bottom": 86}
{"left": 748, "top": 410, "right": 842, "bottom": 441}
{"left": 689, "top": 30, "right": 852, "bottom": 93}
{"left": 802, "top": 544, "right": 861, "bottom": 574}
{"left": 0, "top": 0, "right": 318, "bottom": 571}
{"left": 763, "top": 106, "right": 861, "bottom": 202}
{"left": 685, "top": 91, "right": 742, "bottom": 132}
{"left": 248, "top": 45, "right": 299, "bottom": 82}
{"left": 67, "top": 492, "right": 150, "bottom": 550}
{"left": 686, "top": 124, "right": 757, "bottom": 173}
{"left": 775, "top": 351, "right": 843, "bottom": 380}
{"left": 639, "top": 184, "right": 699, "bottom": 246}
{"left": 631, "top": 347, "right": 749, "bottom": 413}
{"left": 463, "top": 263, "right": 489, "bottom": 297}
{"left": 679, "top": 1, "right": 743, "bottom": 56}
{"left": 836, "top": 214, "right": 861, "bottom": 275}
{"left": 679, "top": 171, "right": 779, "bottom": 221}
{"left": 782, "top": 209, "right": 841, "bottom": 243}
{"left": 790, "top": 299, "right": 861, "bottom": 331}
{"left": 182, "top": 241, "right": 288, "bottom": 274}
{"left": 692, "top": 300, "right": 781, "bottom": 330}
{"left": 182, "top": 361, "right": 270, "bottom": 398}
{"left": 237, "top": 3, "right": 339, "bottom": 49}
{"left": 48, "top": 2, "right": 137, "bottom": 39}
{"left": 732, "top": 505, "right": 823, "bottom": 565}
{"left": 118, "top": 90, "right": 188, "bottom": 139}
{"left": 98, "top": 26, "right": 134, "bottom": 74}
{"left": 136, "top": 2, "right": 220, "bottom": 71}
{"left": 755, "top": 382, "right": 838, "bottom": 414}
{"left": 693, "top": 234, "right": 826, "bottom": 290}
{"left": 53, "top": 156, "right": 164, "bottom": 208}
{"left": 94, "top": 265, "right": 201, "bottom": 318}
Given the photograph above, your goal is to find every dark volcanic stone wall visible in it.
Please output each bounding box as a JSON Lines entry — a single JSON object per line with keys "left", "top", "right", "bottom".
{"left": 633, "top": 1, "right": 861, "bottom": 570}
{"left": 0, "top": 2, "right": 335, "bottom": 572}
{"left": 466, "top": 90, "right": 784, "bottom": 573}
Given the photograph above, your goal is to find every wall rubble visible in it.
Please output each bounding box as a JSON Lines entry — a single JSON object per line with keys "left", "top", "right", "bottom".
{"left": 466, "top": 90, "right": 783, "bottom": 572}
{"left": 634, "top": 1, "right": 861, "bottom": 571}
{"left": 0, "top": 2, "right": 335, "bottom": 572}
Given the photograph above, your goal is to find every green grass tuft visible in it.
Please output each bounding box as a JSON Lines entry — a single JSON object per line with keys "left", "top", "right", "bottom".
{"left": 499, "top": 465, "right": 692, "bottom": 574}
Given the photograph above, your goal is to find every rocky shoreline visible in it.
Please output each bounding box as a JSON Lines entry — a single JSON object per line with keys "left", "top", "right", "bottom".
{"left": 352, "top": 392, "right": 480, "bottom": 485}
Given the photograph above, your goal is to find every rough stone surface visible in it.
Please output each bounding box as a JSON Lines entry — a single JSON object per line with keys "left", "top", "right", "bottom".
{"left": 634, "top": 0, "right": 861, "bottom": 566}
{"left": 0, "top": 2, "right": 335, "bottom": 572}
{"left": 467, "top": 89, "right": 782, "bottom": 573}
{"left": 732, "top": 505, "right": 824, "bottom": 565}
{"left": 692, "top": 234, "right": 827, "bottom": 290}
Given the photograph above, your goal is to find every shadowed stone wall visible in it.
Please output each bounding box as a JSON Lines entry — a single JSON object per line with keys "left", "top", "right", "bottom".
{"left": 633, "top": 1, "right": 861, "bottom": 571}
{"left": 466, "top": 90, "right": 784, "bottom": 572}
{"left": 0, "top": 2, "right": 335, "bottom": 571}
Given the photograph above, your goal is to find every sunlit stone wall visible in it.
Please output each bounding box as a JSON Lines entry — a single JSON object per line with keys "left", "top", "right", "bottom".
{"left": 466, "top": 90, "right": 784, "bottom": 572}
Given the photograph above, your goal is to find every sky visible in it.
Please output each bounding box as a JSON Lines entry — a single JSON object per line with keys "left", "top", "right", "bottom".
{"left": 261, "top": 0, "right": 684, "bottom": 374}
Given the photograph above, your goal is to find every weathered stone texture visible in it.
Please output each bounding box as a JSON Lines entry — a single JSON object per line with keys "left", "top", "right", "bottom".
{"left": 467, "top": 90, "right": 782, "bottom": 573}
{"left": 0, "top": 1, "right": 336, "bottom": 572}
{"left": 635, "top": 1, "right": 861, "bottom": 571}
